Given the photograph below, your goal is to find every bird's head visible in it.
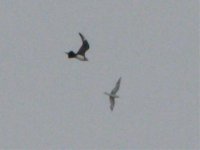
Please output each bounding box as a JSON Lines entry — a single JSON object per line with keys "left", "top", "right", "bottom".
{"left": 65, "top": 51, "right": 76, "bottom": 58}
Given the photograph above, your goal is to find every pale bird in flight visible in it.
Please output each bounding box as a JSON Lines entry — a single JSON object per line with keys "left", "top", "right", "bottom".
{"left": 104, "top": 77, "right": 121, "bottom": 111}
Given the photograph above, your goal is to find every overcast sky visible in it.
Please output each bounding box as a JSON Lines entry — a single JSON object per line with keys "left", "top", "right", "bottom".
{"left": 0, "top": 0, "right": 199, "bottom": 149}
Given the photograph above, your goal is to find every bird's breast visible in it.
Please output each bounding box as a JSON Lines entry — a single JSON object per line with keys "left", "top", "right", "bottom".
{"left": 76, "top": 55, "right": 86, "bottom": 61}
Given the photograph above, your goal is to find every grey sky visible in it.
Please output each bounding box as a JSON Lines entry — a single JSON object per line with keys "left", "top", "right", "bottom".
{"left": 0, "top": 0, "right": 199, "bottom": 149}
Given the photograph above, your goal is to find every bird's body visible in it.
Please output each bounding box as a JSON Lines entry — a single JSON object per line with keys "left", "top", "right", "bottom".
{"left": 75, "top": 54, "right": 86, "bottom": 61}
{"left": 65, "top": 33, "right": 89, "bottom": 61}
{"left": 104, "top": 92, "right": 119, "bottom": 98}
{"left": 104, "top": 77, "right": 121, "bottom": 111}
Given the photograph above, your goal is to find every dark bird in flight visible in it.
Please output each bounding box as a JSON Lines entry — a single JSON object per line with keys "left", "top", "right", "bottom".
{"left": 104, "top": 77, "right": 121, "bottom": 111}
{"left": 65, "top": 33, "right": 90, "bottom": 61}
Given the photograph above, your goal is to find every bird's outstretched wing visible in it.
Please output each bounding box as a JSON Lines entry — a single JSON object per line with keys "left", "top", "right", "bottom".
{"left": 77, "top": 33, "right": 89, "bottom": 56}
{"left": 111, "top": 77, "right": 121, "bottom": 95}
{"left": 110, "top": 97, "right": 115, "bottom": 111}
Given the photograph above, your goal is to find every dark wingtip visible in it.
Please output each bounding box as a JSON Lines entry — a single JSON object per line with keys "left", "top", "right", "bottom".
{"left": 78, "top": 32, "right": 85, "bottom": 41}
{"left": 79, "top": 32, "right": 83, "bottom": 37}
